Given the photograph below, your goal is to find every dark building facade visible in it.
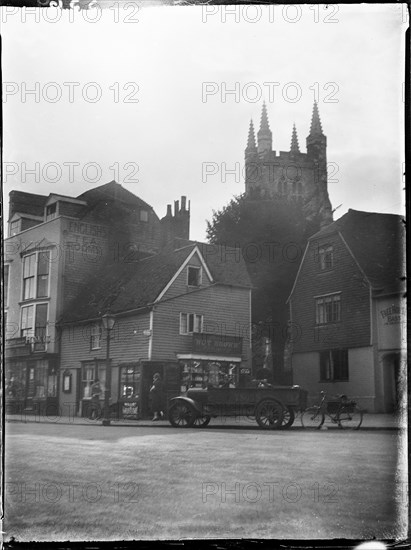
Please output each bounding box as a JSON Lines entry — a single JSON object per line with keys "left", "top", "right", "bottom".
{"left": 4, "top": 181, "right": 190, "bottom": 415}
{"left": 58, "top": 243, "right": 252, "bottom": 419}
{"left": 287, "top": 209, "right": 405, "bottom": 412}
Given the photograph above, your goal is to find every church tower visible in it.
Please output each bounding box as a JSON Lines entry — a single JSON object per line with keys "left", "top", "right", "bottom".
{"left": 244, "top": 102, "right": 333, "bottom": 226}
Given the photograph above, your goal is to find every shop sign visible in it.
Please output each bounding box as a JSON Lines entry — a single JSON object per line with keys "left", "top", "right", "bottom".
{"left": 192, "top": 333, "right": 242, "bottom": 356}
{"left": 122, "top": 401, "right": 139, "bottom": 419}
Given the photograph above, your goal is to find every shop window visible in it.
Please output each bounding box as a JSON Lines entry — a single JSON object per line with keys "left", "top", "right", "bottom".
{"left": 315, "top": 293, "right": 341, "bottom": 325}
{"left": 82, "top": 362, "right": 106, "bottom": 399}
{"left": 90, "top": 323, "right": 102, "bottom": 350}
{"left": 23, "top": 251, "right": 50, "bottom": 300}
{"left": 26, "top": 360, "right": 48, "bottom": 399}
{"left": 5, "top": 362, "right": 25, "bottom": 400}
{"left": 320, "top": 349, "right": 349, "bottom": 381}
{"left": 187, "top": 266, "right": 201, "bottom": 287}
{"left": 319, "top": 245, "right": 334, "bottom": 270}
{"left": 180, "top": 360, "right": 239, "bottom": 391}
{"left": 180, "top": 313, "right": 203, "bottom": 335}
{"left": 120, "top": 365, "right": 141, "bottom": 399}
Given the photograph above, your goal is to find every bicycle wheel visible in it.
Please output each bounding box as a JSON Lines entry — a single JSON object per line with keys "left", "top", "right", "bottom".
{"left": 337, "top": 404, "right": 363, "bottom": 429}
{"left": 301, "top": 406, "right": 324, "bottom": 429}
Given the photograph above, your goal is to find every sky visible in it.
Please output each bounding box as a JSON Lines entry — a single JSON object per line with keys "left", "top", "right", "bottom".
{"left": 2, "top": 2, "right": 407, "bottom": 241}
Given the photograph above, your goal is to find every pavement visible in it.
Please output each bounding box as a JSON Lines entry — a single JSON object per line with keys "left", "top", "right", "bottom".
{"left": 5, "top": 412, "right": 406, "bottom": 430}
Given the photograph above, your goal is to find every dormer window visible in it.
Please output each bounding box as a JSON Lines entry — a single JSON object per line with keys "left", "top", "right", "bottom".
{"left": 46, "top": 203, "right": 57, "bottom": 221}
{"left": 10, "top": 219, "right": 21, "bottom": 236}
{"left": 319, "top": 245, "right": 334, "bottom": 270}
{"left": 187, "top": 266, "right": 201, "bottom": 287}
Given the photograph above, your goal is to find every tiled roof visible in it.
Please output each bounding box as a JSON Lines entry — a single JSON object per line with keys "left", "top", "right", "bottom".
{"left": 8, "top": 190, "right": 48, "bottom": 220}
{"left": 310, "top": 209, "right": 405, "bottom": 294}
{"left": 61, "top": 242, "right": 252, "bottom": 323}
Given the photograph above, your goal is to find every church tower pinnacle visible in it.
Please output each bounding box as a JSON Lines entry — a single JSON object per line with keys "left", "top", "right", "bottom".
{"left": 245, "top": 119, "right": 257, "bottom": 154}
{"left": 308, "top": 101, "right": 324, "bottom": 137}
{"left": 290, "top": 123, "right": 300, "bottom": 154}
{"left": 257, "top": 102, "right": 272, "bottom": 154}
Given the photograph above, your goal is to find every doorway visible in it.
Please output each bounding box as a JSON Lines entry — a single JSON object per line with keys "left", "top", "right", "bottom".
{"left": 382, "top": 353, "right": 401, "bottom": 413}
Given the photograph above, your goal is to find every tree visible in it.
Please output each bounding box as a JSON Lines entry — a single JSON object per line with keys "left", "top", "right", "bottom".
{"left": 207, "top": 193, "right": 321, "bottom": 381}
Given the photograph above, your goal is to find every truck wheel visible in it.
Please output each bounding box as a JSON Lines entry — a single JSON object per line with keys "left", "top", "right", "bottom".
{"left": 255, "top": 399, "right": 284, "bottom": 430}
{"left": 168, "top": 402, "right": 195, "bottom": 428}
{"left": 193, "top": 415, "right": 211, "bottom": 428}
{"left": 280, "top": 406, "right": 295, "bottom": 429}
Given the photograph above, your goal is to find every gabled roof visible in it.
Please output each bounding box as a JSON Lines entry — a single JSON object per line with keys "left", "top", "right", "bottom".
{"left": 307, "top": 209, "right": 405, "bottom": 295}
{"left": 61, "top": 242, "right": 252, "bottom": 323}
{"left": 77, "top": 180, "right": 154, "bottom": 212}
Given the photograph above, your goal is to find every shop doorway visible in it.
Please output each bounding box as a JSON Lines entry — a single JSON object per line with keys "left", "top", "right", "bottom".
{"left": 382, "top": 353, "right": 400, "bottom": 412}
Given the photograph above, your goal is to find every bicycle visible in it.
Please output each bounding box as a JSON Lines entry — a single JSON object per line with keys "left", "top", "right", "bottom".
{"left": 301, "top": 391, "right": 363, "bottom": 430}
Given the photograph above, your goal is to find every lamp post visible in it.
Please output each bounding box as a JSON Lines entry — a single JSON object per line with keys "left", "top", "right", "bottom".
{"left": 101, "top": 312, "right": 115, "bottom": 426}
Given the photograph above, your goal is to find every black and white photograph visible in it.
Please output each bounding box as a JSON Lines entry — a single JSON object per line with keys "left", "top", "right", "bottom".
{"left": 2, "top": 1, "right": 408, "bottom": 544}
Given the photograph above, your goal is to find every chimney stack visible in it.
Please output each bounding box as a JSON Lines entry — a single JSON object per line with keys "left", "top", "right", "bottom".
{"left": 174, "top": 200, "right": 179, "bottom": 216}
{"left": 181, "top": 196, "right": 187, "bottom": 211}
{"left": 166, "top": 204, "right": 172, "bottom": 217}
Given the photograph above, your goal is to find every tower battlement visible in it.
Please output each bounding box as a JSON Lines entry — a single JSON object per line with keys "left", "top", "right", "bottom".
{"left": 244, "top": 103, "right": 333, "bottom": 226}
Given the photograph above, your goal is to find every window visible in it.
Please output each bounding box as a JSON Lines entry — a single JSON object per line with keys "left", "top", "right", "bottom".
{"left": 315, "top": 293, "right": 341, "bottom": 325}
{"left": 319, "top": 245, "right": 334, "bottom": 270}
{"left": 120, "top": 365, "right": 141, "bottom": 399}
{"left": 10, "top": 219, "right": 20, "bottom": 236}
{"left": 37, "top": 251, "right": 50, "bottom": 297}
{"left": 90, "top": 323, "right": 102, "bottom": 350}
{"left": 23, "top": 251, "right": 50, "bottom": 300}
{"left": 23, "top": 254, "right": 36, "bottom": 300}
{"left": 180, "top": 313, "right": 203, "bottom": 335}
{"left": 82, "top": 362, "right": 106, "bottom": 400}
{"left": 187, "top": 266, "right": 201, "bottom": 287}
{"left": 4, "top": 265, "right": 9, "bottom": 307}
{"left": 320, "top": 349, "right": 349, "bottom": 381}
{"left": 140, "top": 210, "right": 148, "bottom": 222}
{"left": 26, "top": 360, "right": 49, "bottom": 398}
{"left": 46, "top": 203, "right": 57, "bottom": 221}
{"left": 21, "top": 303, "right": 48, "bottom": 351}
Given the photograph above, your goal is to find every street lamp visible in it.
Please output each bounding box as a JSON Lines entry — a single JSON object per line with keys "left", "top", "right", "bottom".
{"left": 101, "top": 312, "right": 116, "bottom": 426}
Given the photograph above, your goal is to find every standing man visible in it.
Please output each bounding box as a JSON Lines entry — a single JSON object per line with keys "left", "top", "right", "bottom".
{"left": 89, "top": 377, "right": 102, "bottom": 420}
{"left": 150, "top": 373, "right": 165, "bottom": 421}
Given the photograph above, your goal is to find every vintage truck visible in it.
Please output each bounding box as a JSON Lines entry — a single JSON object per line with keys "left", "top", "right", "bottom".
{"left": 168, "top": 385, "right": 307, "bottom": 430}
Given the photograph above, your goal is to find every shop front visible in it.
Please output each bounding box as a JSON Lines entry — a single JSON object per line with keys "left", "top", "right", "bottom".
{"left": 177, "top": 333, "right": 249, "bottom": 391}
{"left": 5, "top": 337, "right": 59, "bottom": 416}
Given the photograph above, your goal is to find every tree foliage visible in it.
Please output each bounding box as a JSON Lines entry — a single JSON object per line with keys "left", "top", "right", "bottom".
{"left": 207, "top": 193, "right": 321, "bottom": 375}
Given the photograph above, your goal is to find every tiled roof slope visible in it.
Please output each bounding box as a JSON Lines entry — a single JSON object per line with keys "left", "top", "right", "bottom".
{"left": 8, "top": 190, "right": 48, "bottom": 219}
{"left": 310, "top": 209, "right": 405, "bottom": 294}
{"left": 77, "top": 180, "right": 155, "bottom": 213}
{"left": 61, "top": 242, "right": 252, "bottom": 323}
